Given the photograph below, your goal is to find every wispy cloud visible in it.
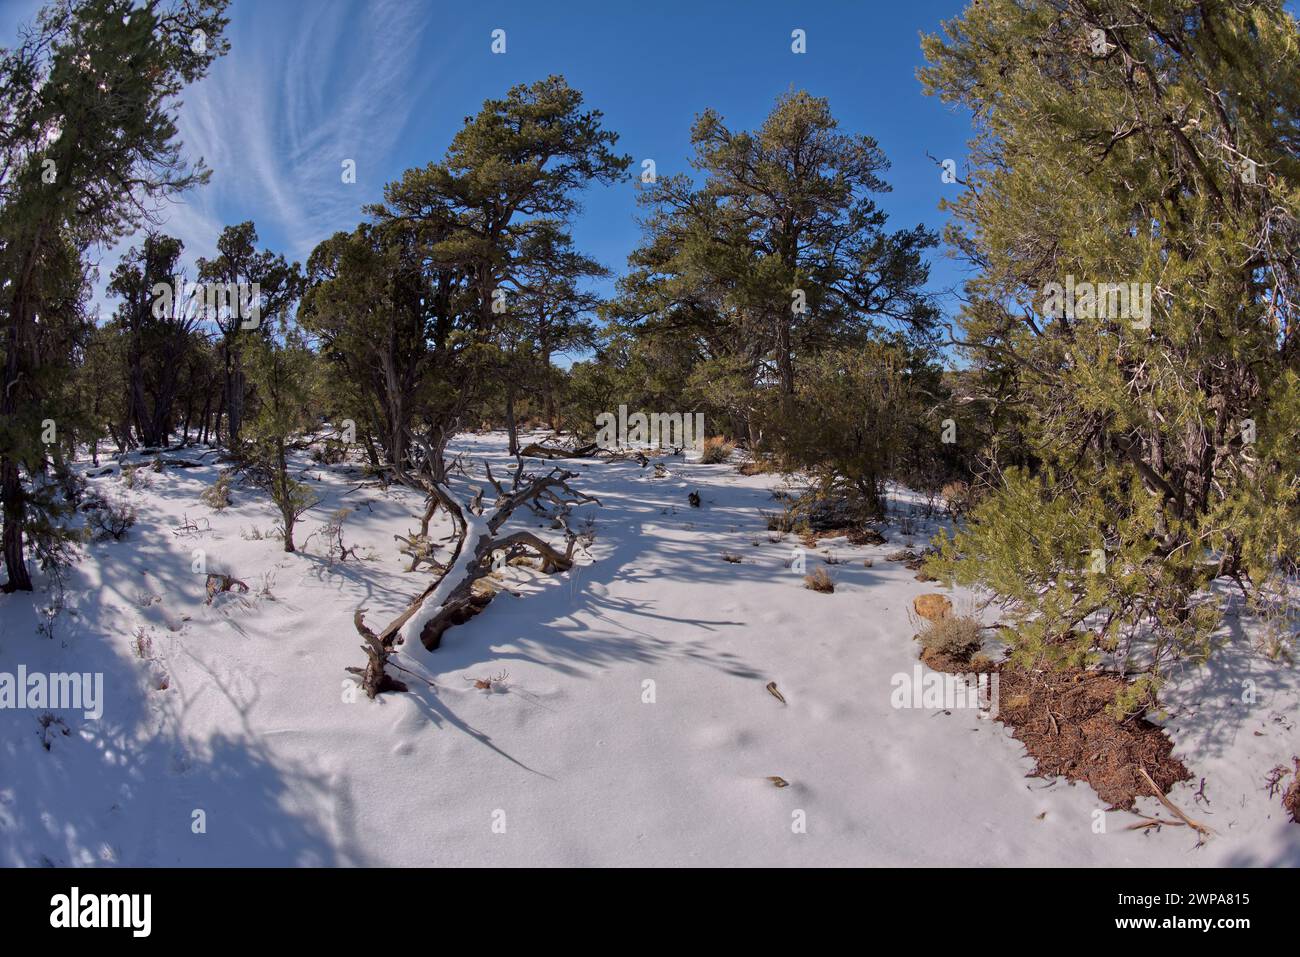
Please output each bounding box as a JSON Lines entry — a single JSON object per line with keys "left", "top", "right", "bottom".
{"left": 80, "top": 0, "right": 440, "bottom": 318}
{"left": 174, "top": 0, "right": 439, "bottom": 263}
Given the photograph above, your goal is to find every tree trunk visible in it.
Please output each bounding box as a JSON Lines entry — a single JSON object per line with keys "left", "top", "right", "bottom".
{"left": 278, "top": 440, "right": 295, "bottom": 552}
{"left": 505, "top": 381, "right": 519, "bottom": 455}
{"left": 2, "top": 291, "right": 35, "bottom": 590}
{"left": 540, "top": 346, "right": 557, "bottom": 429}
{"left": 0, "top": 460, "right": 31, "bottom": 592}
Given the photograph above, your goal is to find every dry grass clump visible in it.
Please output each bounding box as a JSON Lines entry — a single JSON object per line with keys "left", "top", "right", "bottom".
{"left": 804, "top": 567, "right": 834, "bottom": 593}
{"left": 200, "top": 474, "right": 232, "bottom": 510}
{"left": 699, "top": 435, "right": 735, "bottom": 464}
{"left": 918, "top": 614, "right": 983, "bottom": 661}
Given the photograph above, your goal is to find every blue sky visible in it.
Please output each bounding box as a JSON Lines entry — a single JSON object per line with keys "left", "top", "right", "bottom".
{"left": 2, "top": 0, "right": 976, "bottom": 336}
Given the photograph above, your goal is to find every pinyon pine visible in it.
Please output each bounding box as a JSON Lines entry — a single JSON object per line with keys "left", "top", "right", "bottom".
{"left": 919, "top": 0, "right": 1300, "bottom": 708}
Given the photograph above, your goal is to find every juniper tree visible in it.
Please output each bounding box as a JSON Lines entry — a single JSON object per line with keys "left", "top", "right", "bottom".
{"left": 368, "top": 75, "right": 629, "bottom": 458}
{"left": 196, "top": 221, "right": 301, "bottom": 448}
{"left": 299, "top": 220, "right": 460, "bottom": 482}
{"left": 919, "top": 0, "right": 1300, "bottom": 704}
{"left": 781, "top": 338, "right": 947, "bottom": 520}
{"left": 243, "top": 333, "right": 319, "bottom": 553}
{"left": 106, "top": 233, "right": 198, "bottom": 449}
{"left": 0, "top": 0, "right": 229, "bottom": 591}
{"left": 614, "top": 90, "right": 939, "bottom": 452}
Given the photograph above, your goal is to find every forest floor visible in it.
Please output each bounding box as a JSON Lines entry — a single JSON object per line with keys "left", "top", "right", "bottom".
{"left": 1, "top": 431, "right": 1297, "bottom": 866}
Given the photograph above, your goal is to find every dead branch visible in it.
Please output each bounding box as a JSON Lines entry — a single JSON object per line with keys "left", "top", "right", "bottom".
{"left": 1137, "top": 767, "right": 1214, "bottom": 841}
{"left": 519, "top": 441, "right": 600, "bottom": 459}
{"left": 205, "top": 573, "right": 249, "bottom": 604}
{"left": 349, "top": 460, "right": 599, "bottom": 693}
{"left": 346, "top": 609, "right": 409, "bottom": 698}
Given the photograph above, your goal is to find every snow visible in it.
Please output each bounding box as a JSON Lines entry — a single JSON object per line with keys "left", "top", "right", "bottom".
{"left": 0, "top": 432, "right": 1297, "bottom": 866}
{"left": 396, "top": 509, "right": 491, "bottom": 666}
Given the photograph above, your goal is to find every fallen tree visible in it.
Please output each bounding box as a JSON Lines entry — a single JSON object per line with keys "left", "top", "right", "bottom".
{"left": 350, "top": 458, "right": 599, "bottom": 696}
{"left": 519, "top": 440, "right": 600, "bottom": 459}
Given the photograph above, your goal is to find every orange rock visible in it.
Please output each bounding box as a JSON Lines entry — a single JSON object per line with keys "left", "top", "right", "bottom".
{"left": 913, "top": 594, "right": 952, "bottom": 622}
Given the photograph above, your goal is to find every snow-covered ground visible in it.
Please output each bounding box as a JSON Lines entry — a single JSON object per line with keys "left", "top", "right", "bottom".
{"left": 1, "top": 432, "right": 1297, "bottom": 866}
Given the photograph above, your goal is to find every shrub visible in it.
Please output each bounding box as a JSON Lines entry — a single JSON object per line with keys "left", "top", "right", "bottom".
{"left": 53, "top": 461, "right": 87, "bottom": 506}
{"left": 88, "top": 495, "right": 136, "bottom": 541}
{"left": 201, "top": 474, "right": 232, "bottom": 511}
{"left": 311, "top": 440, "right": 347, "bottom": 465}
{"left": 761, "top": 504, "right": 798, "bottom": 533}
{"left": 941, "top": 481, "right": 971, "bottom": 517}
{"left": 918, "top": 615, "right": 983, "bottom": 661}
{"left": 119, "top": 464, "right": 150, "bottom": 490}
{"left": 699, "top": 436, "right": 735, "bottom": 464}
{"left": 804, "top": 567, "right": 834, "bottom": 593}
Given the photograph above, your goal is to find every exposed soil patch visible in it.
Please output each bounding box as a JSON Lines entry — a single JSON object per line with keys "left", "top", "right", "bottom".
{"left": 920, "top": 642, "right": 998, "bottom": 670}
{"left": 995, "top": 667, "right": 1191, "bottom": 809}
{"left": 800, "top": 525, "right": 887, "bottom": 547}
{"left": 919, "top": 645, "right": 998, "bottom": 674}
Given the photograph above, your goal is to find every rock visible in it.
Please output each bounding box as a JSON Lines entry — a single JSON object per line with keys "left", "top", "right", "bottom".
{"left": 913, "top": 593, "right": 952, "bottom": 622}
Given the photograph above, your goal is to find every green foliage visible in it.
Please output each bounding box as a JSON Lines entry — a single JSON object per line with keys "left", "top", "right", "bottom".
{"left": 771, "top": 339, "right": 944, "bottom": 520}
{"left": 197, "top": 221, "right": 302, "bottom": 446}
{"left": 303, "top": 74, "right": 628, "bottom": 467}
{"left": 0, "top": 0, "right": 229, "bottom": 590}
{"left": 243, "top": 335, "right": 320, "bottom": 552}
{"left": 610, "top": 88, "right": 940, "bottom": 447}
{"left": 919, "top": 0, "right": 1300, "bottom": 693}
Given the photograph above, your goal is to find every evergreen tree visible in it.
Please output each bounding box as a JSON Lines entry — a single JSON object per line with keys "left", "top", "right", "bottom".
{"left": 615, "top": 90, "right": 939, "bottom": 451}
{"left": 244, "top": 332, "right": 319, "bottom": 553}
{"left": 0, "top": 0, "right": 229, "bottom": 591}
{"left": 920, "top": 0, "right": 1300, "bottom": 703}
{"left": 196, "top": 221, "right": 301, "bottom": 447}
{"left": 369, "top": 75, "right": 629, "bottom": 457}
{"left": 107, "top": 233, "right": 197, "bottom": 449}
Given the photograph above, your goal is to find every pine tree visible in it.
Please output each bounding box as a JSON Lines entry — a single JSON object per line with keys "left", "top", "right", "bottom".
{"left": 920, "top": 0, "right": 1300, "bottom": 700}
{"left": 0, "top": 0, "right": 230, "bottom": 591}
{"left": 243, "top": 333, "right": 319, "bottom": 553}
{"left": 614, "top": 90, "right": 939, "bottom": 452}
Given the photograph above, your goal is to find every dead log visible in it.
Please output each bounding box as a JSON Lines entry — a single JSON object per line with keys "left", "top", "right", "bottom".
{"left": 347, "top": 610, "right": 409, "bottom": 698}
{"left": 350, "top": 460, "right": 599, "bottom": 693}
{"left": 518, "top": 441, "right": 600, "bottom": 459}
